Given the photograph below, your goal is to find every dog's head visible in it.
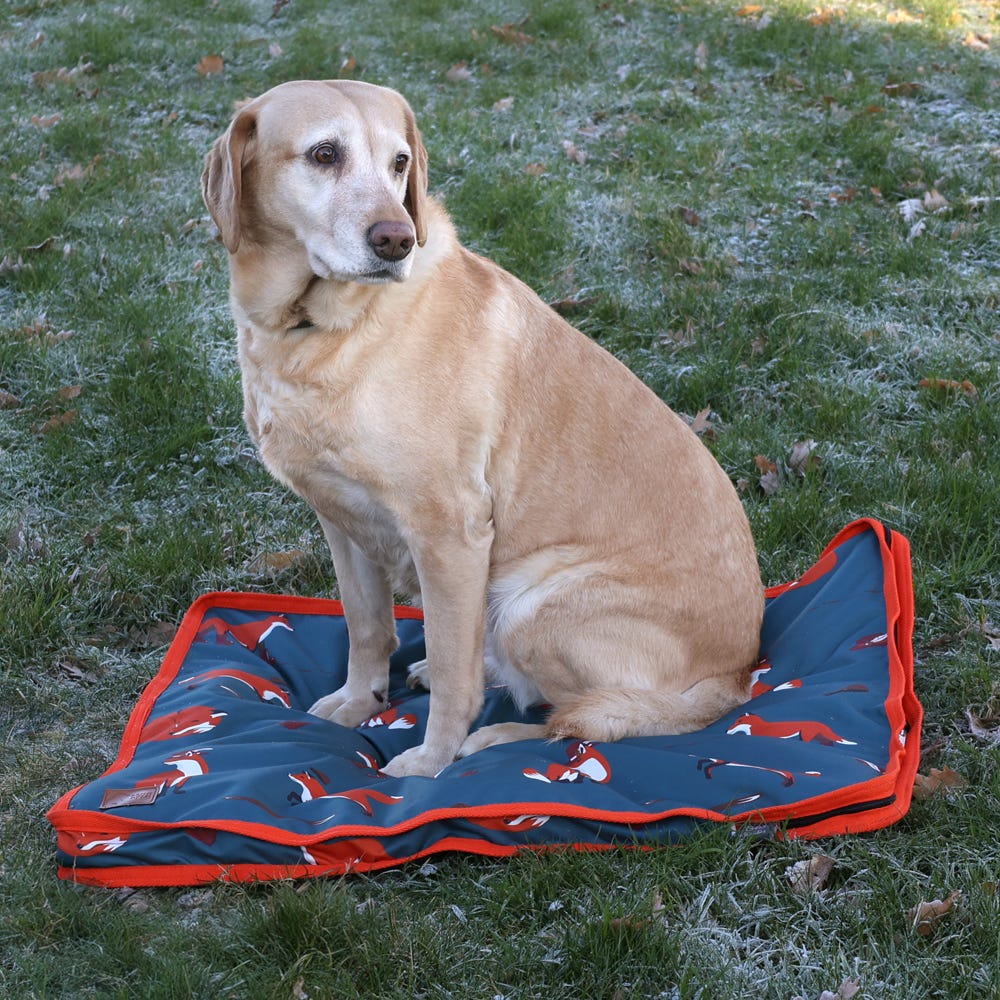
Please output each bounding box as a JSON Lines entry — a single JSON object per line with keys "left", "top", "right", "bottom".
{"left": 201, "top": 80, "right": 428, "bottom": 285}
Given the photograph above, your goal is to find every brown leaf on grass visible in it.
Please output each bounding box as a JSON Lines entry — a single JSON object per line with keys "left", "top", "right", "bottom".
{"left": 907, "top": 890, "right": 961, "bottom": 936}
{"left": 247, "top": 548, "right": 308, "bottom": 576}
{"left": 796, "top": 979, "right": 862, "bottom": 1000}
{"left": 54, "top": 157, "right": 100, "bottom": 186}
{"left": 817, "top": 980, "right": 861, "bottom": 1000}
{"left": 660, "top": 317, "right": 696, "bottom": 349}
{"left": 490, "top": 20, "right": 534, "bottom": 44}
{"left": 445, "top": 61, "right": 474, "bottom": 83}
{"left": 786, "top": 853, "right": 835, "bottom": 894}
{"left": 32, "top": 410, "right": 77, "bottom": 434}
{"left": 882, "top": 81, "right": 921, "bottom": 96}
{"left": 689, "top": 407, "right": 716, "bottom": 439}
{"left": 911, "top": 766, "right": 969, "bottom": 800}
{"left": 57, "top": 384, "right": 82, "bottom": 401}
{"left": 755, "top": 455, "right": 781, "bottom": 496}
{"left": 128, "top": 621, "right": 179, "bottom": 649}
{"left": 339, "top": 54, "right": 357, "bottom": 76}
{"left": 562, "top": 140, "right": 587, "bottom": 164}
{"left": 56, "top": 656, "right": 100, "bottom": 685}
{"left": 197, "top": 53, "right": 225, "bottom": 76}
{"left": 965, "top": 707, "right": 1000, "bottom": 745}
{"left": 524, "top": 162, "right": 547, "bottom": 176}
{"left": 674, "top": 206, "right": 701, "bottom": 227}
{"left": 788, "top": 439, "right": 820, "bottom": 476}
{"left": 735, "top": 5, "right": 764, "bottom": 15}
{"left": 807, "top": 8, "right": 844, "bottom": 26}
{"left": 493, "top": 96, "right": 515, "bottom": 112}
{"left": 31, "top": 63, "right": 95, "bottom": 87}
{"left": 30, "top": 112, "right": 62, "bottom": 128}
{"left": 922, "top": 188, "right": 950, "bottom": 213}
{"left": 0, "top": 389, "right": 21, "bottom": 409}
{"left": 918, "top": 377, "right": 978, "bottom": 400}
{"left": 548, "top": 295, "right": 597, "bottom": 314}
{"left": 963, "top": 31, "right": 990, "bottom": 50}
{"left": 17, "top": 319, "right": 73, "bottom": 346}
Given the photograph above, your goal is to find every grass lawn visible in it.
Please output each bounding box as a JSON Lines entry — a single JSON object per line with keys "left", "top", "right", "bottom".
{"left": 2, "top": 0, "right": 999, "bottom": 997}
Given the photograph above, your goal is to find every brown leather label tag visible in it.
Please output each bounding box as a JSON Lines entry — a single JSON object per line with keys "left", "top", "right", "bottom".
{"left": 100, "top": 786, "right": 160, "bottom": 809}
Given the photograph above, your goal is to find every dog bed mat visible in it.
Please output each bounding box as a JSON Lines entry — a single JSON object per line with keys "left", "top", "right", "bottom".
{"left": 48, "top": 518, "right": 920, "bottom": 885}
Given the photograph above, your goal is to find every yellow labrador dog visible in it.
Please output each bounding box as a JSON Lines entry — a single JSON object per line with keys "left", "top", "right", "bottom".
{"left": 202, "top": 80, "right": 763, "bottom": 778}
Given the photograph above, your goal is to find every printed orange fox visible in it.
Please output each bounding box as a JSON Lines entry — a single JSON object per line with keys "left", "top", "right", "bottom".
{"left": 196, "top": 613, "right": 293, "bottom": 650}
{"left": 726, "top": 713, "right": 857, "bottom": 746}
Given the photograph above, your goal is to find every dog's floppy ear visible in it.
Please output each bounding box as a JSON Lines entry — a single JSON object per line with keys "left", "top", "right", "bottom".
{"left": 403, "top": 107, "right": 429, "bottom": 248}
{"left": 201, "top": 104, "right": 257, "bottom": 254}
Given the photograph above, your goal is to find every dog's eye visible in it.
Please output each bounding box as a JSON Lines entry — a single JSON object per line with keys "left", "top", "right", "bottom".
{"left": 310, "top": 143, "right": 340, "bottom": 166}
{"left": 393, "top": 153, "right": 409, "bottom": 176}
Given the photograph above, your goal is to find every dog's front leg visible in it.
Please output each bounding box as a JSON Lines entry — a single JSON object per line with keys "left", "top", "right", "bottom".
{"left": 309, "top": 516, "right": 397, "bottom": 728}
{"left": 381, "top": 525, "right": 492, "bottom": 778}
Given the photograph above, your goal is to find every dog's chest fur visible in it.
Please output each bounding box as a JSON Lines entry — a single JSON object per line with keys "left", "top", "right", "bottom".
{"left": 237, "top": 322, "right": 419, "bottom": 592}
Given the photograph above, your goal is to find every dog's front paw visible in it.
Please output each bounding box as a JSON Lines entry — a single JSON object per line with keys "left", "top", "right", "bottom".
{"left": 309, "top": 687, "right": 383, "bottom": 728}
{"left": 381, "top": 744, "right": 452, "bottom": 778}
{"left": 406, "top": 658, "right": 430, "bottom": 691}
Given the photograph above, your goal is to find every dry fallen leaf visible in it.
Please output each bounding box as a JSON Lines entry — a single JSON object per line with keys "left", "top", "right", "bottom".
{"left": 0, "top": 389, "right": 21, "bottom": 409}
{"left": 33, "top": 410, "right": 77, "bottom": 435}
{"left": 548, "top": 295, "right": 597, "bottom": 314}
{"left": 127, "top": 621, "right": 179, "bottom": 649}
{"left": 963, "top": 31, "right": 990, "bottom": 50}
{"left": 197, "top": 53, "right": 225, "bottom": 76}
{"left": 493, "top": 96, "right": 515, "bottom": 112}
{"left": 445, "top": 61, "right": 473, "bottom": 83}
{"left": 30, "top": 112, "right": 62, "bottom": 128}
{"left": 788, "top": 439, "right": 820, "bottom": 477}
{"left": 815, "top": 980, "right": 861, "bottom": 1000}
{"left": 807, "top": 7, "right": 844, "bottom": 26}
{"left": 911, "top": 765, "right": 969, "bottom": 800}
{"left": 689, "top": 407, "right": 716, "bottom": 439}
{"left": 674, "top": 205, "right": 701, "bottom": 227}
{"left": 964, "top": 707, "right": 1000, "bottom": 745}
{"left": 918, "top": 377, "right": 978, "bottom": 400}
{"left": 787, "top": 853, "right": 835, "bottom": 894}
{"left": 755, "top": 455, "right": 781, "bottom": 496}
{"left": 922, "top": 188, "right": 950, "bottom": 213}
{"left": 907, "top": 890, "right": 961, "bottom": 936}
{"left": 247, "top": 548, "right": 308, "bottom": 576}
{"left": 800, "top": 978, "right": 862, "bottom": 1000}
{"left": 561, "top": 140, "right": 587, "bottom": 164}
{"left": 490, "top": 21, "right": 534, "bottom": 44}
{"left": 882, "top": 81, "right": 920, "bottom": 96}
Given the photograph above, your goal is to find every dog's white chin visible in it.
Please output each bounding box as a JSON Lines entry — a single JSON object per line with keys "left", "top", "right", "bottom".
{"left": 306, "top": 247, "right": 412, "bottom": 285}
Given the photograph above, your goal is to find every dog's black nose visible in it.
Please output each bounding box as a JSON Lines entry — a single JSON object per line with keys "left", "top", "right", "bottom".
{"left": 368, "top": 221, "right": 415, "bottom": 262}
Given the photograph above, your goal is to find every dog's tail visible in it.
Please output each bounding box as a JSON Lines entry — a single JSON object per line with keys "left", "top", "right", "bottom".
{"left": 544, "top": 670, "right": 753, "bottom": 743}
